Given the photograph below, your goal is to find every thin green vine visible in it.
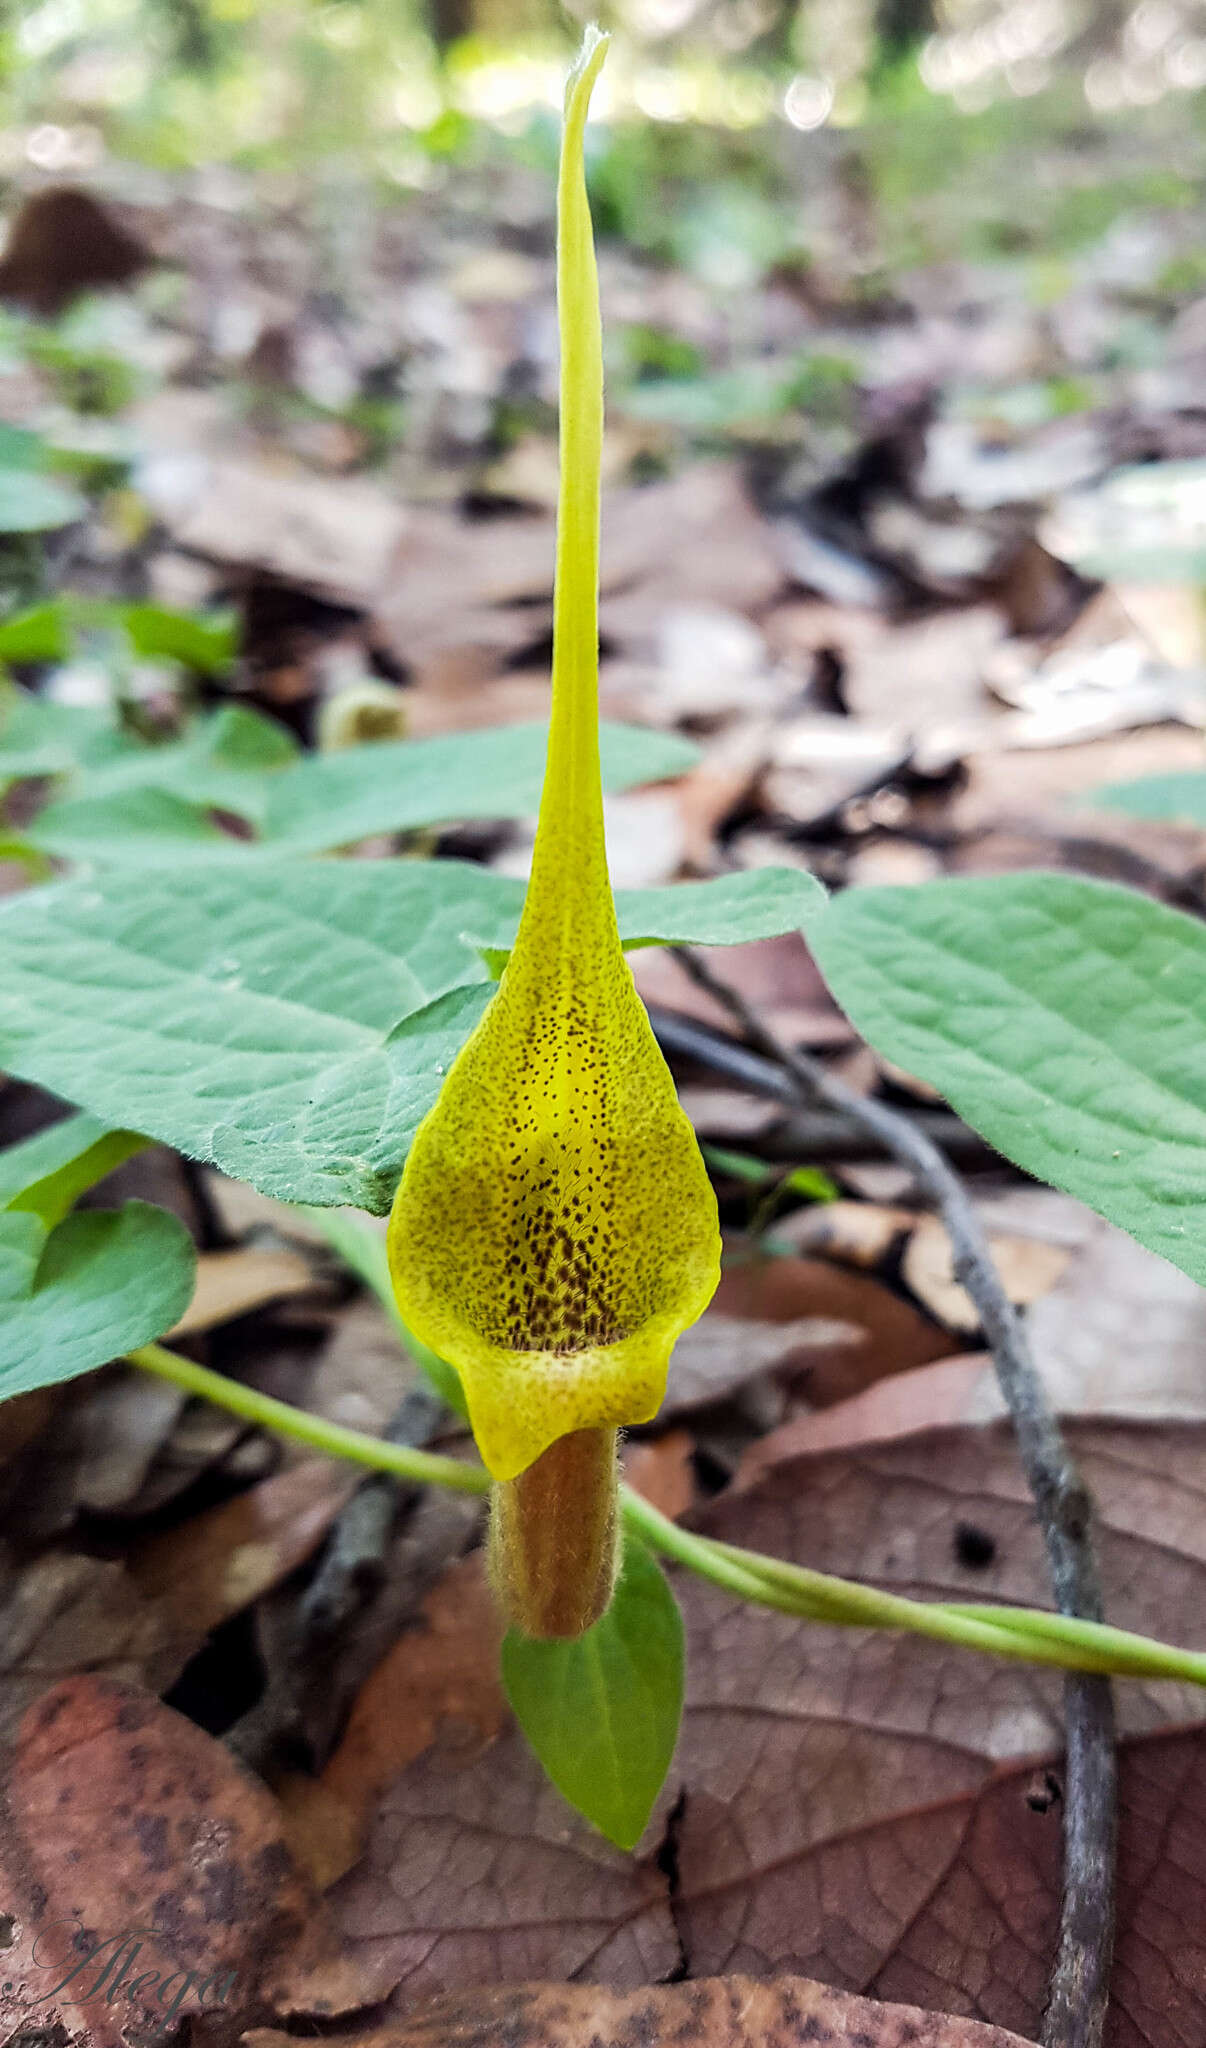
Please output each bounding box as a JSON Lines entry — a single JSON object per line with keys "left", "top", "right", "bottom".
{"left": 129, "top": 1342, "right": 1206, "bottom": 1689}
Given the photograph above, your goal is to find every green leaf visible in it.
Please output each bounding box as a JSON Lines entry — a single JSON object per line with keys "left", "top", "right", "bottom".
{"left": 117, "top": 602, "right": 239, "bottom": 676}
{"left": 0, "top": 1112, "right": 147, "bottom": 1228}
{"left": 28, "top": 719, "right": 700, "bottom": 861}
{"left": 0, "top": 601, "right": 70, "bottom": 665}
{"left": 49, "top": 704, "right": 299, "bottom": 826}
{"left": 200, "top": 703, "right": 299, "bottom": 772}
{"left": 0, "top": 1201, "right": 196, "bottom": 1401}
{"left": 466, "top": 865, "right": 826, "bottom": 959}
{"left": 0, "top": 424, "right": 47, "bottom": 470}
{"left": 502, "top": 1536, "right": 684, "bottom": 1849}
{"left": 0, "top": 685, "right": 119, "bottom": 779}
{"left": 0, "top": 859, "right": 814, "bottom": 1211}
{"left": 614, "top": 867, "right": 825, "bottom": 948}
{"left": 32, "top": 785, "right": 235, "bottom": 862}
{"left": 254, "top": 719, "right": 703, "bottom": 853}
{"left": 0, "top": 467, "right": 86, "bottom": 532}
{"left": 1081, "top": 771, "right": 1206, "bottom": 827}
{"left": 810, "top": 873, "right": 1206, "bottom": 1285}
{"left": 702, "top": 1143, "right": 837, "bottom": 1203}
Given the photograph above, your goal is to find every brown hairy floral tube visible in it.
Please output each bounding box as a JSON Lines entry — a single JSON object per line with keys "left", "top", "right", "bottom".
{"left": 489, "top": 1426, "right": 620, "bottom": 1639}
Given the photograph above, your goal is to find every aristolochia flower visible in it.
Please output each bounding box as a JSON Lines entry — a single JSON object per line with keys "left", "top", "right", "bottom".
{"left": 387, "top": 28, "right": 720, "bottom": 1634}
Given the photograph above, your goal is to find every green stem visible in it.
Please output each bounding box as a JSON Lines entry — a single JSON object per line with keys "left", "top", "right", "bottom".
{"left": 127, "top": 1343, "right": 1206, "bottom": 1689}
{"left": 128, "top": 1344, "right": 490, "bottom": 1496}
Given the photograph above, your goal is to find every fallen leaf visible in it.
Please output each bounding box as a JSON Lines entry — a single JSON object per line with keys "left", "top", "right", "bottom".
{"left": 249, "top": 1972, "right": 1039, "bottom": 2046}
{"left": 303, "top": 1554, "right": 504, "bottom": 1883}
{"left": 162, "top": 458, "right": 410, "bottom": 607}
{"left": 775, "top": 1197, "right": 915, "bottom": 1268}
{"left": 0, "top": 1675, "right": 319, "bottom": 2044}
{"left": 0, "top": 1551, "right": 194, "bottom": 1757}
{"left": 671, "top": 1417, "right": 1206, "bottom": 2042}
{"left": 169, "top": 1245, "right": 317, "bottom": 1337}
{"left": 126, "top": 1456, "right": 359, "bottom": 1635}
{"left": 624, "top": 1428, "right": 698, "bottom": 1521}
{"left": 977, "top": 1215, "right": 1206, "bottom": 1423}
{"left": 666, "top": 1253, "right": 955, "bottom": 1416}
{"left": 267, "top": 1719, "right": 677, "bottom": 2017}
{"left": 305, "top": 1295, "right": 418, "bottom": 1438}
{"left": 735, "top": 1353, "right": 991, "bottom": 1478}
{"left": 902, "top": 1214, "right": 1072, "bottom": 1336}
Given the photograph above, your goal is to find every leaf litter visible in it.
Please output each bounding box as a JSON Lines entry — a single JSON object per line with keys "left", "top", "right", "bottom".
{"left": 1, "top": 69, "right": 1206, "bottom": 2048}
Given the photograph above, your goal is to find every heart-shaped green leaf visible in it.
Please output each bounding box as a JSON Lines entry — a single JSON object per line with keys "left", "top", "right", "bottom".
{"left": 0, "top": 860, "right": 819, "bottom": 1210}
{"left": 810, "top": 872, "right": 1206, "bottom": 1285}
{"left": 29, "top": 719, "right": 703, "bottom": 861}
{"left": 0, "top": 1202, "right": 196, "bottom": 1400}
{"left": 502, "top": 1535, "right": 684, "bottom": 1849}
{"left": 0, "top": 1111, "right": 147, "bottom": 1228}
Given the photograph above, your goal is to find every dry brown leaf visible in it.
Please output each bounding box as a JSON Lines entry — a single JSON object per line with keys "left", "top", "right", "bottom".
{"left": 302, "top": 1554, "right": 504, "bottom": 1883}
{"left": 0, "top": 1675, "right": 322, "bottom": 2045}
{"left": 126, "top": 1456, "right": 359, "bottom": 1635}
{"left": 169, "top": 1245, "right": 317, "bottom": 1338}
{"left": 902, "top": 1215, "right": 1072, "bottom": 1336}
{"left": 305, "top": 1295, "right": 416, "bottom": 1437}
{"left": 266, "top": 1419, "right": 1206, "bottom": 2042}
{"left": 669, "top": 1417, "right": 1206, "bottom": 2044}
{"left": 947, "top": 722, "right": 1206, "bottom": 838}
{"left": 265, "top": 1719, "right": 677, "bottom": 2018}
{"left": 249, "top": 1972, "right": 1039, "bottom": 2047}
{"left": 1014, "top": 1217, "right": 1206, "bottom": 1421}
{"left": 735, "top": 1353, "right": 992, "bottom": 1479}
{"left": 0, "top": 1551, "right": 195, "bottom": 1758}
{"left": 1, "top": 1368, "right": 188, "bottom": 1534}
{"left": 166, "top": 458, "right": 409, "bottom": 606}
{"left": 624, "top": 1427, "right": 698, "bottom": 1521}
{"left": 666, "top": 1253, "right": 955, "bottom": 1416}
{"left": 776, "top": 1198, "right": 916, "bottom": 1268}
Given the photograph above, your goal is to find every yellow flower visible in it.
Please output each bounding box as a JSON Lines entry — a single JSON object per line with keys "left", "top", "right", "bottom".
{"left": 387, "top": 29, "right": 720, "bottom": 1630}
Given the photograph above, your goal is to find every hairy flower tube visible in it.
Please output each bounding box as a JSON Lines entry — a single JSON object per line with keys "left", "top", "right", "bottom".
{"left": 387, "top": 29, "right": 721, "bottom": 1637}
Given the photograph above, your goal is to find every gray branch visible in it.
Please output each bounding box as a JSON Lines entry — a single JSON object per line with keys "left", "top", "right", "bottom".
{"left": 675, "top": 946, "right": 1117, "bottom": 2048}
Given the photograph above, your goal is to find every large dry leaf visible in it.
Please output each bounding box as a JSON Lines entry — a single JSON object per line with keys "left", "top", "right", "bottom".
{"left": 278, "top": 1553, "right": 505, "bottom": 1892}
{"left": 671, "top": 1418, "right": 1206, "bottom": 2045}
{"left": 164, "top": 458, "right": 409, "bottom": 606}
{"left": 0, "top": 1675, "right": 322, "bottom": 2046}
{"left": 267, "top": 1418, "right": 1206, "bottom": 2045}
{"left": 266, "top": 1715, "right": 678, "bottom": 2017}
{"left": 250, "top": 1972, "right": 1039, "bottom": 2047}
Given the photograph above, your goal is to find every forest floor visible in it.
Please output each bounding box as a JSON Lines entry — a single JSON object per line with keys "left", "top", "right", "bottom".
{"left": 1, "top": 90, "right": 1205, "bottom": 2048}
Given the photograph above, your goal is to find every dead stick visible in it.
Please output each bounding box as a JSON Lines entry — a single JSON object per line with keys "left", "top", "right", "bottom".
{"left": 676, "top": 946, "right": 1117, "bottom": 2048}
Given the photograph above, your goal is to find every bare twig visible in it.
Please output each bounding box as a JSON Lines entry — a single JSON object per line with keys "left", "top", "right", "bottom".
{"left": 227, "top": 1381, "right": 483, "bottom": 1773}
{"left": 649, "top": 1004, "right": 996, "bottom": 1166}
{"left": 676, "top": 947, "right": 1117, "bottom": 2048}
